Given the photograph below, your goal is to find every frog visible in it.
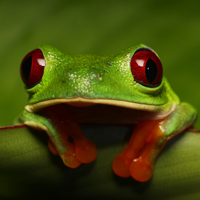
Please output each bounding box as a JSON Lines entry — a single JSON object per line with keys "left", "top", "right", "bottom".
{"left": 17, "top": 44, "right": 197, "bottom": 182}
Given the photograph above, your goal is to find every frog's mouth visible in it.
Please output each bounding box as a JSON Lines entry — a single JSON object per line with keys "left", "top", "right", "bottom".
{"left": 25, "top": 97, "right": 175, "bottom": 124}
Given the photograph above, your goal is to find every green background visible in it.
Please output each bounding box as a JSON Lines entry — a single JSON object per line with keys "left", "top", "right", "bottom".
{"left": 0, "top": 0, "right": 200, "bottom": 129}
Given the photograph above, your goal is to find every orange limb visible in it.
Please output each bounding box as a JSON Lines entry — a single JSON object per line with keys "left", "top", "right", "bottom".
{"left": 48, "top": 138, "right": 59, "bottom": 155}
{"left": 40, "top": 104, "right": 97, "bottom": 168}
{"left": 112, "top": 119, "right": 166, "bottom": 182}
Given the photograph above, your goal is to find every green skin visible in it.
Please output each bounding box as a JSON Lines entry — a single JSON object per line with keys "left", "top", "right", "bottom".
{"left": 17, "top": 44, "right": 197, "bottom": 181}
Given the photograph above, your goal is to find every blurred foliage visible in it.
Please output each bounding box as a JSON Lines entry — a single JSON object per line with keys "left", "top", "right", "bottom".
{"left": 1, "top": 125, "right": 200, "bottom": 199}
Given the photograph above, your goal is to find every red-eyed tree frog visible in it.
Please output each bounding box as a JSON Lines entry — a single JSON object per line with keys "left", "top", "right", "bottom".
{"left": 16, "top": 44, "right": 197, "bottom": 182}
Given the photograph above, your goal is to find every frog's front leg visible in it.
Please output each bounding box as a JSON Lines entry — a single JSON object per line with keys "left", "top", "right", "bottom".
{"left": 18, "top": 104, "right": 97, "bottom": 168}
{"left": 112, "top": 102, "right": 197, "bottom": 182}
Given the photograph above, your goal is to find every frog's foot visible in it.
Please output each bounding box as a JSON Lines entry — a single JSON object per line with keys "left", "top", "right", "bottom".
{"left": 48, "top": 136, "right": 97, "bottom": 168}
{"left": 112, "top": 119, "right": 167, "bottom": 182}
{"left": 41, "top": 104, "right": 97, "bottom": 168}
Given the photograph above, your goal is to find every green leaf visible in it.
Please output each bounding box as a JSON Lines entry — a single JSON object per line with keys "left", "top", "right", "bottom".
{"left": 0, "top": 125, "right": 200, "bottom": 199}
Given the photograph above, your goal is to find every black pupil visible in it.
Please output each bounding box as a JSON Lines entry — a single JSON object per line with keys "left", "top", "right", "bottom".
{"left": 145, "top": 58, "right": 158, "bottom": 83}
{"left": 21, "top": 56, "right": 32, "bottom": 82}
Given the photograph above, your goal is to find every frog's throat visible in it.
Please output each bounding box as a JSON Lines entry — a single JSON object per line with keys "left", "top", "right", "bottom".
{"left": 25, "top": 97, "right": 176, "bottom": 119}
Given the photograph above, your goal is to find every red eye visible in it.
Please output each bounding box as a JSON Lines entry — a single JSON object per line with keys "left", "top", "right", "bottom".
{"left": 130, "top": 48, "right": 163, "bottom": 87}
{"left": 20, "top": 49, "right": 46, "bottom": 88}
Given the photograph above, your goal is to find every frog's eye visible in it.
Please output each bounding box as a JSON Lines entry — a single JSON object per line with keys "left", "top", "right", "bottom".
{"left": 20, "top": 49, "right": 46, "bottom": 88}
{"left": 130, "top": 48, "right": 163, "bottom": 87}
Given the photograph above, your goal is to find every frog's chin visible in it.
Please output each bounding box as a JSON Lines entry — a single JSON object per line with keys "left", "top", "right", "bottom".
{"left": 25, "top": 97, "right": 176, "bottom": 123}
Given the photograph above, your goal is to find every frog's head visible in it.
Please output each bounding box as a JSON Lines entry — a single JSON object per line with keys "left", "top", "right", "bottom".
{"left": 20, "top": 44, "right": 179, "bottom": 121}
